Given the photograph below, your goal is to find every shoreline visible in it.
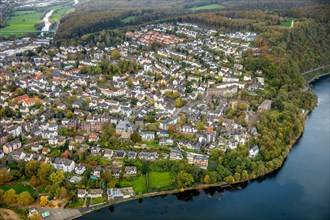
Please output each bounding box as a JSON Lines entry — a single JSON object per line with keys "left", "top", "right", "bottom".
{"left": 77, "top": 75, "right": 329, "bottom": 218}
{"left": 79, "top": 117, "right": 308, "bottom": 217}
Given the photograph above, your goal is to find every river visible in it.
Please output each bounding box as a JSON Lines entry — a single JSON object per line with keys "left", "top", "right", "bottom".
{"left": 41, "top": 10, "right": 54, "bottom": 32}
{"left": 80, "top": 76, "right": 330, "bottom": 220}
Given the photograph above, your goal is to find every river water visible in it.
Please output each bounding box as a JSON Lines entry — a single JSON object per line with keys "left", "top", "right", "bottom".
{"left": 41, "top": 10, "right": 54, "bottom": 32}
{"left": 81, "top": 76, "right": 330, "bottom": 220}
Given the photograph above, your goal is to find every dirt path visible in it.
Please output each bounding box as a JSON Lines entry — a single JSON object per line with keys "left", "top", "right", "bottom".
{"left": 0, "top": 208, "right": 20, "bottom": 220}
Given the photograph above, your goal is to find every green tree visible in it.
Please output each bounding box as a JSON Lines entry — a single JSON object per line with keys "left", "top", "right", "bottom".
{"left": 196, "top": 121, "right": 205, "bottom": 132}
{"left": 130, "top": 131, "right": 142, "bottom": 143}
{"left": 49, "top": 170, "right": 65, "bottom": 185}
{"left": 0, "top": 168, "right": 13, "bottom": 184}
{"left": 37, "top": 163, "right": 54, "bottom": 184}
{"left": 0, "top": 189, "right": 4, "bottom": 201}
{"left": 177, "top": 171, "right": 194, "bottom": 188}
{"left": 111, "top": 50, "right": 120, "bottom": 60}
{"left": 17, "top": 191, "right": 34, "bottom": 206}
{"left": 3, "top": 189, "right": 17, "bottom": 204}
{"left": 25, "top": 160, "right": 40, "bottom": 177}
{"left": 224, "top": 175, "right": 235, "bottom": 184}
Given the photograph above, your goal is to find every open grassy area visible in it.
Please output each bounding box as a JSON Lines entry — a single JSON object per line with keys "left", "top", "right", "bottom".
{"left": 190, "top": 4, "right": 224, "bottom": 11}
{"left": 90, "top": 197, "right": 105, "bottom": 205}
{"left": 280, "top": 18, "right": 294, "bottom": 27}
{"left": 50, "top": 8, "right": 65, "bottom": 23}
{"left": 122, "top": 16, "right": 136, "bottom": 23}
{"left": 148, "top": 171, "right": 173, "bottom": 189}
{"left": 66, "top": 199, "right": 83, "bottom": 208}
{"left": 130, "top": 175, "right": 147, "bottom": 193}
{"left": 1, "top": 10, "right": 43, "bottom": 32}
{"left": 0, "top": 183, "right": 36, "bottom": 195}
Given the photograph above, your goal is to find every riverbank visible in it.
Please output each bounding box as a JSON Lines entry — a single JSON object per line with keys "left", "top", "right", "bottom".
{"left": 78, "top": 81, "right": 318, "bottom": 218}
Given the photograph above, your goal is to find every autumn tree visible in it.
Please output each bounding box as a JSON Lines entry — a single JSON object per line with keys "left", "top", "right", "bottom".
{"left": 17, "top": 191, "right": 34, "bottom": 206}
{"left": 39, "top": 196, "right": 48, "bottom": 206}
{"left": 111, "top": 50, "right": 120, "bottom": 60}
{"left": 196, "top": 121, "right": 205, "bottom": 132}
{"left": 204, "top": 174, "right": 210, "bottom": 184}
{"left": 3, "top": 189, "right": 17, "bottom": 204}
{"left": 130, "top": 131, "right": 142, "bottom": 143}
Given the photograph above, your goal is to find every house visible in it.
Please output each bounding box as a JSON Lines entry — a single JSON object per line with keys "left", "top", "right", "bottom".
{"left": 159, "top": 117, "right": 178, "bottom": 130}
{"left": 87, "top": 189, "right": 103, "bottom": 198}
{"left": 107, "top": 188, "right": 123, "bottom": 200}
{"left": 113, "top": 150, "right": 126, "bottom": 159}
{"left": 75, "top": 163, "right": 86, "bottom": 175}
{"left": 107, "top": 187, "right": 135, "bottom": 200}
{"left": 0, "top": 132, "right": 8, "bottom": 145}
{"left": 124, "top": 166, "right": 137, "bottom": 176}
{"left": 104, "top": 149, "right": 113, "bottom": 159}
{"left": 140, "top": 131, "right": 155, "bottom": 141}
{"left": 249, "top": 145, "right": 259, "bottom": 159}
{"left": 0, "top": 150, "right": 4, "bottom": 159}
{"left": 110, "top": 167, "right": 121, "bottom": 178}
{"left": 170, "top": 147, "right": 183, "bottom": 160}
{"left": 92, "top": 166, "right": 103, "bottom": 178}
{"left": 51, "top": 157, "right": 75, "bottom": 172}
{"left": 116, "top": 120, "right": 133, "bottom": 139}
{"left": 138, "top": 152, "right": 157, "bottom": 161}
{"left": 187, "top": 152, "right": 209, "bottom": 169}
{"left": 77, "top": 189, "right": 87, "bottom": 198}
{"left": 2, "top": 139, "right": 22, "bottom": 154}
{"left": 127, "top": 151, "right": 137, "bottom": 159}
{"left": 88, "top": 133, "right": 99, "bottom": 142}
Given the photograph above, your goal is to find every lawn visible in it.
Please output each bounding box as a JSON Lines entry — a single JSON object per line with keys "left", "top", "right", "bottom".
{"left": 280, "top": 18, "right": 294, "bottom": 27}
{"left": 90, "top": 197, "right": 105, "bottom": 205}
{"left": 1, "top": 10, "right": 43, "bottom": 32}
{"left": 190, "top": 4, "right": 224, "bottom": 11}
{"left": 50, "top": 8, "right": 65, "bottom": 23}
{"left": 148, "top": 171, "right": 173, "bottom": 189}
{"left": 122, "top": 16, "right": 136, "bottom": 23}
{"left": 67, "top": 199, "right": 83, "bottom": 208}
{"left": 130, "top": 175, "right": 147, "bottom": 193}
{"left": 0, "top": 183, "right": 36, "bottom": 195}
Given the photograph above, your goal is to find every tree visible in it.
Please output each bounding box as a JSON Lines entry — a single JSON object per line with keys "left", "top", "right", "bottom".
{"left": 204, "top": 174, "right": 210, "bottom": 184}
{"left": 111, "top": 50, "right": 120, "bottom": 60}
{"left": 29, "top": 175, "right": 41, "bottom": 187}
{"left": 37, "top": 163, "right": 54, "bottom": 184}
{"left": 177, "top": 171, "right": 194, "bottom": 188}
{"left": 25, "top": 160, "right": 40, "bottom": 177}
{"left": 0, "top": 168, "right": 13, "bottom": 184}
{"left": 224, "top": 175, "right": 235, "bottom": 184}
{"left": 0, "top": 189, "right": 4, "bottom": 201}
{"left": 196, "top": 121, "right": 205, "bottom": 132}
{"left": 174, "top": 98, "right": 183, "bottom": 108}
{"left": 17, "top": 191, "right": 34, "bottom": 206}
{"left": 49, "top": 170, "right": 65, "bottom": 185}
{"left": 130, "top": 131, "right": 142, "bottom": 143}
{"left": 39, "top": 196, "right": 48, "bottom": 207}
{"left": 3, "top": 189, "right": 17, "bottom": 204}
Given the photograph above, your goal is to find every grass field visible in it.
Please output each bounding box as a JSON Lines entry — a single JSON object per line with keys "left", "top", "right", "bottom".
{"left": 122, "top": 16, "right": 136, "bottom": 23}
{"left": 280, "top": 18, "right": 294, "bottom": 27}
{"left": 1, "top": 10, "right": 43, "bottom": 32}
{"left": 148, "top": 171, "right": 173, "bottom": 189}
{"left": 90, "top": 197, "right": 105, "bottom": 205}
{"left": 50, "top": 8, "right": 65, "bottom": 23}
{"left": 190, "top": 4, "right": 224, "bottom": 11}
{"left": 130, "top": 175, "right": 147, "bottom": 193}
{"left": 0, "top": 183, "right": 36, "bottom": 195}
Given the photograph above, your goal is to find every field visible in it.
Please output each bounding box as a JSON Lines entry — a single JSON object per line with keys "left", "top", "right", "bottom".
{"left": 190, "top": 4, "right": 224, "bottom": 11}
{"left": 280, "top": 18, "right": 294, "bottom": 27}
{"left": 148, "top": 171, "right": 173, "bottom": 189}
{"left": 90, "top": 197, "right": 105, "bottom": 205}
{"left": 50, "top": 8, "right": 65, "bottom": 23}
{"left": 122, "top": 16, "right": 136, "bottom": 23}
{"left": 130, "top": 175, "right": 147, "bottom": 193}
{"left": 0, "top": 183, "right": 36, "bottom": 195}
{"left": 1, "top": 10, "right": 43, "bottom": 32}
